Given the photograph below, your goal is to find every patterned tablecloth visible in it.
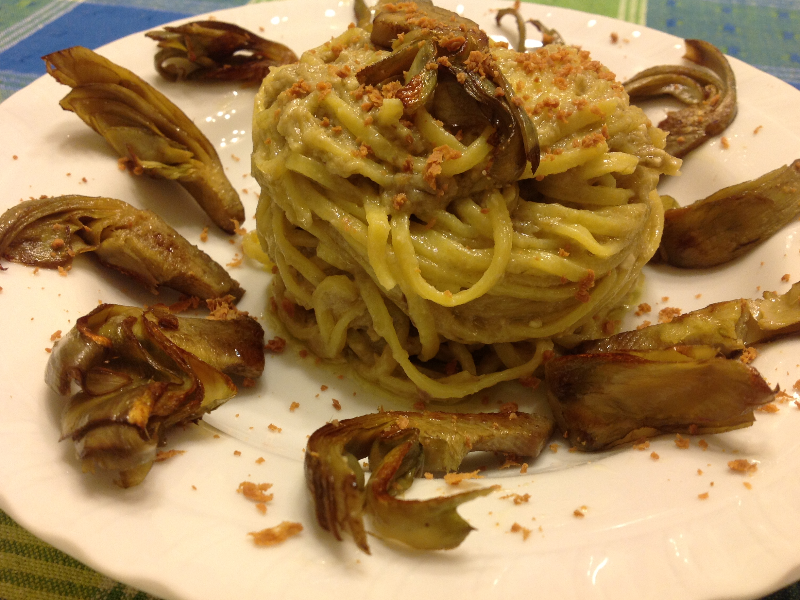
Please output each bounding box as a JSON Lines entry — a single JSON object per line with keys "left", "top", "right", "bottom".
{"left": 1, "top": 0, "right": 799, "bottom": 598}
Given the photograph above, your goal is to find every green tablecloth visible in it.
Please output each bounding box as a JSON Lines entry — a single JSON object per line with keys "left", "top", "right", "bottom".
{"left": 1, "top": 0, "right": 799, "bottom": 598}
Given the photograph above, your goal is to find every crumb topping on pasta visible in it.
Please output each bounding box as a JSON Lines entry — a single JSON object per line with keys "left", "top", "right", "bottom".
{"left": 251, "top": 26, "right": 680, "bottom": 400}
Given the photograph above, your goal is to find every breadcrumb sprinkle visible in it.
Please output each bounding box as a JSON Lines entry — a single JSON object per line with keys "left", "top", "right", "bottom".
{"left": 658, "top": 307, "right": 682, "bottom": 324}
{"left": 674, "top": 434, "right": 690, "bottom": 449}
{"left": 238, "top": 481, "right": 274, "bottom": 502}
{"left": 444, "top": 470, "right": 484, "bottom": 485}
{"left": 500, "top": 492, "right": 531, "bottom": 505}
{"left": 510, "top": 522, "right": 531, "bottom": 540}
{"left": 265, "top": 336, "right": 287, "bottom": 353}
{"left": 728, "top": 459, "right": 758, "bottom": 474}
{"left": 154, "top": 449, "right": 185, "bottom": 462}
{"left": 248, "top": 522, "right": 303, "bottom": 546}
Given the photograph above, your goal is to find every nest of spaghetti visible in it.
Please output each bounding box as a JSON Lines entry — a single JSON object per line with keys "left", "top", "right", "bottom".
{"left": 251, "top": 4, "right": 680, "bottom": 401}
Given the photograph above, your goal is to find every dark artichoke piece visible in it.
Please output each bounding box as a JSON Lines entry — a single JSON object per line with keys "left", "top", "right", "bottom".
{"left": 396, "top": 40, "right": 439, "bottom": 114}
{"left": 305, "top": 410, "right": 553, "bottom": 553}
{"left": 445, "top": 64, "right": 536, "bottom": 183}
{"left": 355, "top": 41, "right": 421, "bottom": 87}
{"left": 545, "top": 347, "right": 774, "bottom": 452}
{"left": 370, "top": 0, "right": 486, "bottom": 50}
{"left": 43, "top": 46, "right": 244, "bottom": 233}
{"left": 47, "top": 304, "right": 265, "bottom": 487}
{"left": 0, "top": 195, "right": 243, "bottom": 301}
{"left": 624, "top": 39, "right": 736, "bottom": 158}
{"left": 657, "top": 160, "right": 800, "bottom": 268}
{"left": 145, "top": 20, "right": 298, "bottom": 85}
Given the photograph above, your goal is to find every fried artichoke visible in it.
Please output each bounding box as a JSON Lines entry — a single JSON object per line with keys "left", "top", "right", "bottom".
{"left": 43, "top": 46, "right": 244, "bottom": 233}
{"left": 624, "top": 39, "right": 737, "bottom": 158}
{"left": 146, "top": 20, "right": 298, "bottom": 85}
{"left": 657, "top": 160, "right": 800, "bottom": 268}
{"left": 0, "top": 195, "right": 243, "bottom": 300}
{"left": 359, "top": 0, "right": 540, "bottom": 182}
{"left": 580, "top": 281, "right": 800, "bottom": 354}
{"left": 545, "top": 283, "right": 800, "bottom": 451}
{"left": 47, "top": 304, "right": 264, "bottom": 487}
{"left": 546, "top": 347, "right": 774, "bottom": 451}
{"left": 305, "top": 410, "right": 553, "bottom": 553}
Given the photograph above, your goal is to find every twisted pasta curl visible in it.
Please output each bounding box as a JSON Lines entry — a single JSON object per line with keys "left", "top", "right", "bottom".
{"left": 252, "top": 28, "right": 680, "bottom": 401}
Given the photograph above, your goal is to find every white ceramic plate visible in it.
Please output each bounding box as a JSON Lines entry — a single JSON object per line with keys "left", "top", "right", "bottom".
{"left": 2, "top": 1, "right": 800, "bottom": 599}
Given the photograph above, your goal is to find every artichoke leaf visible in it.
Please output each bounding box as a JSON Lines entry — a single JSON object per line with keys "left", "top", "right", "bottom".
{"left": 43, "top": 46, "right": 244, "bottom": 233}
{"left": 444, "top": 64, "right": 538, "bottom": 183}
{"left": 579, "top": 281, "right": 800, "bottom": 355}
{"left": 150, "top": 311, "right": 265, "bottom": 378}
{"left": 365, "top": 437, "right": 498, "bottom": 551}
{"left": 657, "top": 160, "right": 800, "bottom": 268}
{"left": 47, "top": 303, "right": 265, "bottom": 487}
{"left": 545, "top": 348, "right": 775, "bottom": 452}
{"left": 355, "top": 41, "right": 422, "bottom": 87}
{"left": 305, "top": 410, "right": 553, "bottom": 553}
{"left": 0, "top": 195, "right": 244, "bottom": 301}
{"left": 623, "top": 39, "right": 736, "bottom": 158}
{"left": 145, "top": 20, "right": 298, "bottom": 85}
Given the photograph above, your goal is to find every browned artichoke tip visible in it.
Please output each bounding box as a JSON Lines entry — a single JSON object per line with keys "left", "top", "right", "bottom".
{"left": 48, "top": 303, "right": 265, "bottom": 487}
{"left": 528, "top": 19, "right": 565, "bottom": 46}
{"left": 42, "top": 46, "right": 244, "bottom": 233}
{"left": 657, "top": 160, "right": 800, "bottom": 268}
{"left": 370, "top": 0, "right": 484, "bottom": 49}
{"left": 305, "top": 410, "right": 553, "bottom": 553}
{"left": 495, "top": 8, "right": 527, "bottom": 52}
{"left": 145, "top": 20, "right": 298, "bottom": 84}
{"left": 624, "top": 39, "right": 736, "bottom": 158}
{"left": 495, "top": 9, "right": 566, "bottom": 50}
{"left": 545, "top": 348, "right": 775, "bottom": 452}
{"left": 0, "top": 195, "right": 244, "bottom": 301}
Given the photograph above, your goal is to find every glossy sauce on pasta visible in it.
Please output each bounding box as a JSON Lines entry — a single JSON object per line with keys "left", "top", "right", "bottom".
{"left": 251, "top": 27, "right": 680, "bottom": 400}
